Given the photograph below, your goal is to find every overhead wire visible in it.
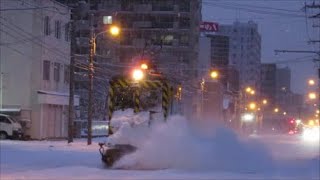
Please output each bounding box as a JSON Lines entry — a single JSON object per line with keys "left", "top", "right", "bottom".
{"left": 0, "top": 19, "right": 69, "bottom": 60}
{"left": 203, "top": 1, "right": 305, "bottom": 18}
{"left": 203, "top": 0, "right": 302, "bottom": 13}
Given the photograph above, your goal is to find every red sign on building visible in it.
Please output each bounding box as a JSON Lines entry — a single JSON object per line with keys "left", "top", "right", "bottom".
{"left": 200, "top": 21, "right": 219, "bottom": 32}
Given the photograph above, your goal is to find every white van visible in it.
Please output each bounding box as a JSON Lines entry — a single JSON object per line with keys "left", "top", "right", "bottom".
{"left": 0, "top": 114, "right": 23, "bottom": 139}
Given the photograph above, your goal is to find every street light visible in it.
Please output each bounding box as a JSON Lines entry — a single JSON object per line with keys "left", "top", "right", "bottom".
{"left": 109, "top": 25, "right": 120, "bottom": 37}
{"left": 246, "top": 87, "right": 252, "bottom": 93}
{"left": 262, "top": 99, "right": 268, "bottom": 105}
{"left": 308, "top": 79, "right": 315, "bottom": 86}
{"left": 274, "top": 108, "right": 279, "bottom": 113}
{"left": 308, "top": 92, "right": 317, "bottom": 100}
{"left": 250, "top": 90, "right": 255, "bottom": 95}
{"left": 210, "top": 70, "right": 219, "bottom": 79}
{"left": 87, "top": 23, "right": 121, "bottom": 145}
{"left": 248, "top": 102, "right": 256, "bottom": 110}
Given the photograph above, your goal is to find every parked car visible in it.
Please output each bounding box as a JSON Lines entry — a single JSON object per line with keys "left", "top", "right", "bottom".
{"left": 0, "top": 114, "right": 23, "bottom": 139}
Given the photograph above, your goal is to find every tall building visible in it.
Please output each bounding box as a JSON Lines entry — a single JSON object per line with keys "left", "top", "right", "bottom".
{"left": 0, "top": 0, "right": 78, "bottom": 139}
{"left": 218, "top": 21, "right": 262, "bottom": 92}
{"left": 261, "top": 63, "right": 277, "bottom": 105}
{"left": 276, "top": 66, "right": 291, "bottom": 92}
{"left": 59, "top": 0, "right": 202, "bottom": 119}
{"left": 195, "top": 32, "right": 239, "bottom": 126}
{"left": 207, "top": 35, "right": 229, "bottom": 66}
{"left": 102, "top": 0, "right": 202, "bottom": 78}
{"left": 276, "top": 66, "right": 292, "bottom": 108}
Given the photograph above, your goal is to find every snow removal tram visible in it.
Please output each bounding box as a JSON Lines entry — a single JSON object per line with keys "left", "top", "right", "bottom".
{"left": 99, "top": 61, "right": 182, "bottom": 167}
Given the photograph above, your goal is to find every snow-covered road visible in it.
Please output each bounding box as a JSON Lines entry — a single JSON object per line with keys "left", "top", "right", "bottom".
{"left": 0, "top": 114, "right": 319, "bottom": 179}
{"left": 1, "top": 134, "right": 319, "bottom": 180}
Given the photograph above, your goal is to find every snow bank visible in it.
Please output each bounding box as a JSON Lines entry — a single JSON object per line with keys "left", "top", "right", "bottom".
{"left": 111, "top": 115, "right": 274, "bottom": 173}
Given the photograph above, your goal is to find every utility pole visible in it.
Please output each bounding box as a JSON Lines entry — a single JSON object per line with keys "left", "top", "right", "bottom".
{"left": 68, "top": 7, "right": 76, "bottom": 143}
{"left": 87, "top": 13, "right": 95, "bottom": 145}
{"left": 305, "top": 1, "right": 320, "bottom": 123}
{"left": 0, "top": 72, "right": 3, "bottom": 110}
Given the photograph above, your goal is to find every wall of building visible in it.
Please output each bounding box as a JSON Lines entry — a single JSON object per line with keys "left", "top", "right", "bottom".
{"left": 208, "top": 35, "right": 229, "bottom": 66}
{"left": 0, "top": 0, "right": 71, "bottom": 139}
{"left": 218, "top": 21, "right": 261, "bottom": 92}
{"left": 198, "top": 35, "right": 211, "bottom": 78}
{"left": 261, "top": 63, "right": 277, "bottom": 105}
{"left": 64, "top": 0, "right": 202, "bottom": 119}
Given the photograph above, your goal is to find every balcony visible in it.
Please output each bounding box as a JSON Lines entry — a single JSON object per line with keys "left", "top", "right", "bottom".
{"left": 76, "top": 37, "right": 90, "bottom": 47}
{"left": 133, "top": 21, "right": 152, "bottom": 28}
{"left": 75, "top": 20, "right": 89, "bottom": 31}
{"left": 133, "top": 4, "right": 152, "bottom": 12}
{"left": 132, "top": 38, "right": 145, "bottom": 48}
{"left": 152, "top": 22, "right": 174, "bottom": 29}
{"left": 152, "top": 5, "right": 174, "bottom": 12}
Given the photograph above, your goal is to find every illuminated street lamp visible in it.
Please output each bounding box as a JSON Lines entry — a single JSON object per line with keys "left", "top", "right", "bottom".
{"left": 87, "top": 24, "right": 121, "bottom": 145}
{"left": 210, "top": 70, "right": 219, "bottom": 79}
{"left": 274, "top": 108, "right": 279, "bottom": 113}
{"left": 246, "top": 87, "right": 252, "bottom": 93}
{"left": 109, "top": 25, "right": 120, "bottom": 36}
{"left": 308, "top": 92, "right": 317, "bottom": 100}
{"left": 283, "top": 112, "right": 287, "bottom": 115}
{"left": 250, "top": 90, "right": 255, "bottom": 95}
{"left": 308, "top": 79, "right": 315, "bottom": 86}
{"left": 248, "top": 102, "right": 256, "bottom": 110}
{"left": 262, "top": 99, "right": 268, "bottom": 105}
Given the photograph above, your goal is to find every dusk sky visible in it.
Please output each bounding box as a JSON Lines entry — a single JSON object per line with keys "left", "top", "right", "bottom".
{"left": 202, "top": 0, "right": 319, "bottom": 94}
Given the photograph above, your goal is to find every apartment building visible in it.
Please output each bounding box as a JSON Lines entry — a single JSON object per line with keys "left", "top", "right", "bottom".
{"left": 0, "top": 0, "right": 78, "bottom": 139}
{"left": 58, "top": 0, "right": 202, "bottom": 119}
{"left": 218, "top": 21, "right": 262, "bottom": 92}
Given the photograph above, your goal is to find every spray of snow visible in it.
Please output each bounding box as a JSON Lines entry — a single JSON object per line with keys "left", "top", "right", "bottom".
{"left": 111, "top": 115, "right": 274, "bottom": 173}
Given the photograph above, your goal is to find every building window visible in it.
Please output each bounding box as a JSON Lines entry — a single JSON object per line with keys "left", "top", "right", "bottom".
{"left": 163, "top": 35, "right": 174, "bottom": 46}
{"left": 179, "top": 17, "right": 190, "bottom": 29}
{"left": 179, "top": 0, "right": 190, "bottom": 12}
{"left": 44, "top": 16, "right": 50, "bottom": 35}
{"left": 64, "top": 65, "right": 70, "bottom": 83}
{"left": 103, "top": 16, "right": 112, "bottom": 25}
{"left": 55, "top": 20, "right": 61, "bottom": 39}
{"left": 179, "top": 35, "right": 189, "bottom": 46}
{"left": 54, "top": 62, "right": 60, "bottom": 82}
{"left": 152, "top": 0, "right": 174, "bottom": 11}
{"left": 43, "top": 60, "right": 50, "bottom": 80}
{"left": 65, "top": 23, "right": 70, "bottom": 42}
